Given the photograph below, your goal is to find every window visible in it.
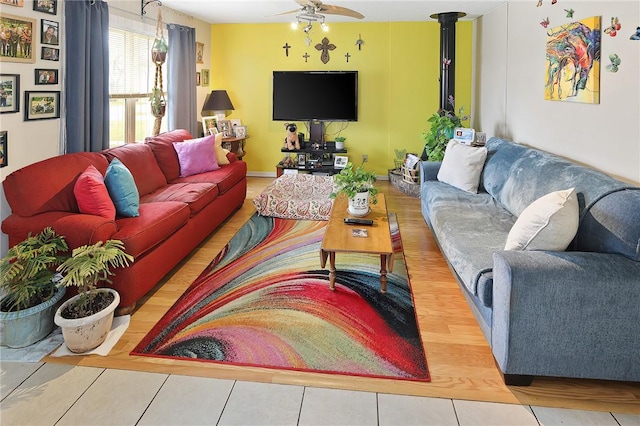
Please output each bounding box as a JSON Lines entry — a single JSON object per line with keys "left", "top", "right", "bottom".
{"left": 108, "top": 28, "right": 167, "bottom": 146}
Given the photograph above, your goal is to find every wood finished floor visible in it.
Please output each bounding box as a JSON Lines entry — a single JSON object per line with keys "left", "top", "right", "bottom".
{"left": 42, "top": 177, "right": 640, "bottom": 415}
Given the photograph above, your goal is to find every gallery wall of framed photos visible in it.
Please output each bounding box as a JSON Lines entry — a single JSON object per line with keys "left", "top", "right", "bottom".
{"left": 0, "top": 0, "right": 62, "bottom": 176}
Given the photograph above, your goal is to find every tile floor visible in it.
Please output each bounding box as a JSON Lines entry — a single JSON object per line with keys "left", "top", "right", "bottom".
{"left": 1, "top": 362, "right": 638, "bottom": 425}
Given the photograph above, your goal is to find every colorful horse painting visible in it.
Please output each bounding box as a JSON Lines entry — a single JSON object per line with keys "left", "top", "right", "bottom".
{"left": 545, "top": 16, "right": 601, "bottom": 104}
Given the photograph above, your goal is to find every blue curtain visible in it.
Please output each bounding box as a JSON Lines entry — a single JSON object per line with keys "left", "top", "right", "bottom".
{"left": 64, "top": 0, "right": 110, "bottom": 153}
{"left": 167, "top": 24, "right": 197, "bottom": 136}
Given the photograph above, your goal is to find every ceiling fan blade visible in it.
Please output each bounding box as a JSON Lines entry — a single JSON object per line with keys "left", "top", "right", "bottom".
{"left": 272, "top": 8, "right": 303, "bottom": 16}
{"left": 318, "top": 4, "right": 365, "bottom": 19}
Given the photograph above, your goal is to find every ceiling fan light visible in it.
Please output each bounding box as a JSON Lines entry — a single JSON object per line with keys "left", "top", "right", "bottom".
{"left": 291, "top": 21, "right": 299, "bottom": 30}
{"left": 321, "top": 22, "right": 329, "bottom": 32}
{"left": 303, "top": 24, "right": 313, "bottom": 33}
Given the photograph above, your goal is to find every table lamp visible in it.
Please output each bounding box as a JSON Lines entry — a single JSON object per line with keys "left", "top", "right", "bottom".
{"left": 202, "top": 90, "right": 234, "bottom": 122}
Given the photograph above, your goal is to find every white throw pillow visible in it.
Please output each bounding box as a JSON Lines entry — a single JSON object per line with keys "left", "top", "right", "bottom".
{"left": 505, "top": 188, "right": 579, "bottom": 251}
{"left": 437, "top": 140, "right": 488, "bottom": 193}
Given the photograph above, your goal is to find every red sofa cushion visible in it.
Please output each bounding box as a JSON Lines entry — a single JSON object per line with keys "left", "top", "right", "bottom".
{"left": 141, "top": 182, "right": 219, "bottom": 216}
{"left": 74, "top": 165, "right": 116, "bottom": 220}
{"left": 170, "top": 160, "right": 247, "bottom": 195}
{"left": 102, "top": 144, "right": 167, "bottom": 196}
{"left": 2, "top": 152, "right": 108, "bottom": 217}
{"left": 112, "top": 201, "right": 190, "bottom": 258}
{"left": 146, "top": 129, "right": 194, "bottom": 182}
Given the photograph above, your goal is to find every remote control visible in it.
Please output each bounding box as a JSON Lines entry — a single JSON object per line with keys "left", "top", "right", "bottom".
{"left": 344, "top": 218, "right": 374, "bottom": 226}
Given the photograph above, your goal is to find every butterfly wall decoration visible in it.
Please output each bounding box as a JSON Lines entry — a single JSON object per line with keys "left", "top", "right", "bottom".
{"left": 540, "top": 17, "right": 550, "bottom": 28}
{"left": 606, "top": 54, "right": 621, "bottom": 73}
{"left": 604, "top": 17, "right": 621, "bottom": 37}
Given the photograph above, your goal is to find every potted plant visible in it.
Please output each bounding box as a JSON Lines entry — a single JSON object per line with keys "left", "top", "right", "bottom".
{"left": 330, "top": 162, "right": 378, "bottom": 217}
{"left": 334, "top": 136, "right": 346, "bottom": 150}
{"left": 421, "top": 96, "right": 469, "bottom": 162}
{"left": 151, "top": 37, "right": 168, "bottom": 64}
{"left": 0, "top": 227, "right": 68, "bottom": 348}
{"left": 149, "top": 87, "right": 166, "bottom": 118}
{"left": 54, "top": 240, "right": 133, "bottom": 353}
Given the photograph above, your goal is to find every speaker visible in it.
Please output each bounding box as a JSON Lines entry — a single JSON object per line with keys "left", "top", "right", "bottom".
{"left": 309, "top": 121, "right": 324, "bottom": 142}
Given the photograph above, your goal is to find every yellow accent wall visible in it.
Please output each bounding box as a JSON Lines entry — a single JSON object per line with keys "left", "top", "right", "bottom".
{"left": 210, "top": 21, "right": 472, "bottom": 175}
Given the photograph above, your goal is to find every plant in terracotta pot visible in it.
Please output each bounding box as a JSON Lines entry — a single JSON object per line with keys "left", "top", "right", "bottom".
{"left": 54, "top": 240, "right": 133, "bottom": 353}
{"left": 421, "top": 96, "right": 469, "bottom": 162}
{"left": 151, "top": 37, "right": 168, "bottom": 64}
{"left": 330, "top": 162, "right": 378, "bottom": 217}
{"left": 149, "top": 87, "right": 166, "bottom": 117}
{"left": 0, "top": 227, "right": 68, "bottom": 348}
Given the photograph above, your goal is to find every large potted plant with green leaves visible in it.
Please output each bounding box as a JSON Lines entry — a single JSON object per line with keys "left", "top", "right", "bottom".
{"left": 54, "top": 240, "right": 133, "bottom": 353}
{"left": 0, "top": 227, "right": 68, "bottom": 348}
{"left": 421, "top": 97, "right": 469, "bottom": 161}
{"left": 330, "top": 162, "right": 378, "bottom": 217}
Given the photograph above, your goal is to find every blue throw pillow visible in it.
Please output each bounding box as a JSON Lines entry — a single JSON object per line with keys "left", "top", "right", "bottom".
{"left": 104, "top": 158, "right": 140, "bottom": 217}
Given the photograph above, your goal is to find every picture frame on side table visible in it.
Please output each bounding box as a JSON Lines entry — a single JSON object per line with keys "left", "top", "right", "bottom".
{"left": 41, "top": 19, "right": 59, "bottom": 45}
{"left": 35, "top": 68, "right": 58, "bottom": 85}
{"left": 24, "top": 90, "right": 60, "bottom": 121}
{"left": 217, "top": 119, "right": 232, "bottom": 138}
{"left": 0, "top": 131, "right": 7, "bottom": 168}
{"left": 234, "top": 126, "right": 247, "bottom": 138}
{"left": 33, "top": 0, "right": 57, "bottom": 15}
{"left": 0, "top": 74, "right": 20, "bottom": 114}
{"left": 334, "top": 155, "right": 348, "bottom": 169}
{"left": 42, "top": 47, "right": 59, "bottom": 61}
{"left": 202, "top": 116, "right": 218, "bottom": 135}
{"left": 0, "top": 14, "right": 35, "bottom": 63}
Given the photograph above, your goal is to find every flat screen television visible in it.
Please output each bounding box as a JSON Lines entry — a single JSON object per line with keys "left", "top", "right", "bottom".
{"left": 272, "top": 71, "right": 358, "bottom": 122}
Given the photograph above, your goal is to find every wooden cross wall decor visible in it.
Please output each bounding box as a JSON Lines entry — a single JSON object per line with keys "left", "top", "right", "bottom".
{"left": 315, "top": 37, "right": 336, "bottom": 64}
{"left": 303, "top": 52, "right": 310, "bottom": 62}
{"left": 283, "top": 43, "right": 291, "bottom": 57}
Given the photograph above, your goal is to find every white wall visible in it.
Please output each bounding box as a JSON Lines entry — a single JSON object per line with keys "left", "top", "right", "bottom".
{"left": 0, "top": 0, "right": 211, "bottom": 254}
{"left": 476, "top": 1, "right": 640, "bottom": 184}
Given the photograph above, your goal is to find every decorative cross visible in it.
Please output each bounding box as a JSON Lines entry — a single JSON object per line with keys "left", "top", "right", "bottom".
{"left": 315, "top": 37, "right": 336, "bottom": 64}
{"left": 283, "top": 43, "right": 291, "bottom": 57}
{"left": 303, "top": 52, "right": 310, "bottom": 63}
{"left": 345, "top": 52, "right": 351, "bottom": 63}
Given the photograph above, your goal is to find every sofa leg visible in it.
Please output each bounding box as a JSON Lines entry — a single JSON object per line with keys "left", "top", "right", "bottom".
{"left": 503, "top": 373, "right": 534, "bottom": 386}
{"left": 115, "top": 302, "right": 136, "bottom": 316}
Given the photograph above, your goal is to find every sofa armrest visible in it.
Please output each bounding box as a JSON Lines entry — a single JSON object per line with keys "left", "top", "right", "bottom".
{"left": 491, "top": 250, "right": 640, "bottom": 381}
{"left": 419, "top": 161, "right": 441, "bottom": 182}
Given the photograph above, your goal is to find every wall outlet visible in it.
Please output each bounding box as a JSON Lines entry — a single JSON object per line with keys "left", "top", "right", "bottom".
{"left": 362, "top": 154, "right": 368, "bottom": 162}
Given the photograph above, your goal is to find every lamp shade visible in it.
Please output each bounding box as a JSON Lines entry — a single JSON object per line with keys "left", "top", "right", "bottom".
{"left": 202, "top": 90, "right": 235, "bottom": 114}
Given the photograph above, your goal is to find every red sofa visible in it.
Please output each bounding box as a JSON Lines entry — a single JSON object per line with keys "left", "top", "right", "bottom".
{"left": 2, "top": 129, "right": 247, "bottom": 313}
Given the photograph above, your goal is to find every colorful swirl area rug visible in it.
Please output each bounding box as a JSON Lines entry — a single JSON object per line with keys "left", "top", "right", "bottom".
{"left": 132, "top": 213, "right": 430, "bottom": 382}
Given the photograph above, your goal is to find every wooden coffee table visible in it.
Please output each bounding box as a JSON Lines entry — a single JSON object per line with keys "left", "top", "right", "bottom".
{"left": 320, "top": 193, "right": 394, "bottom": 293}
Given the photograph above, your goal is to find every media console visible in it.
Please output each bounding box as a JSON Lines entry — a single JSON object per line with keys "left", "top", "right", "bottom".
{"left": 277, "top": 143, "right": 347, "bottom": 177}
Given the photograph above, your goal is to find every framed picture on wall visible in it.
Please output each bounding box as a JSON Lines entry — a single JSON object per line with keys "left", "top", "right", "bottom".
{"left": 41, "top": 19, "right": 59, "bottom": 45}
{"left": 196, "top": 72, "right": 201, "bottom": 86}
{"left": 24, "top": 90, "right": 60, "bottom": 121}
{"left": 41, "top": 47, "right": 59, "bottom": 61}
{"left": 196, "top": 42, "right": 204, "bottom": 64}
{"left": 201, "top": 69, "right": 209, "bottom": 86}
{"left": 0, "top": 131, "right": 7, "bottom": 168}
{"left": 0, "top": 0, "right": 24, "bottom": 8}
{"left": 33, "top": 0, "right": 57, "bottom": 15}
{"left": 0, "top": 74, "right": 20, "bottom": 114}
{"left": 0, "top": 14, "right": 35, "bottom": 63}
{"left": 35, "top": 68, "right": 58, "bottom": 85}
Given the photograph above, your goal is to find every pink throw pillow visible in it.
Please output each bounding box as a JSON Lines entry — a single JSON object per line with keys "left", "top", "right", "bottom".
{"left": 173, "top": 135, "right": 220, "bottom": 177}
{"left": 74, "top": 165, "right": 116, "bottom": 220}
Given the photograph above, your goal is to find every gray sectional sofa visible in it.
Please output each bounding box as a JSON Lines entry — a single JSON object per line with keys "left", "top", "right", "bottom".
{"left": 420, "top": 137, "right": 640, "bottom": 385}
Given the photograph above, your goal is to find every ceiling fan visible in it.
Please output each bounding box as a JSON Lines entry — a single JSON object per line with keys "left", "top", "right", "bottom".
{"left": 278, "top": 0, "right": 365, "bottom": 23}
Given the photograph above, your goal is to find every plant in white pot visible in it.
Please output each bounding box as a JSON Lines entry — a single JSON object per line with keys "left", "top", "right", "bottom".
{"left": 334, "top": 136, "right": 346, "bottom": 150}
{"left": 54, "top": 240, "right": 133, "bottom": 353}
{"left": 330, "top": 162, "right": 378, "bottom": 217}
{"left": 0, "top": 227, "right": 68, "bottom": 348}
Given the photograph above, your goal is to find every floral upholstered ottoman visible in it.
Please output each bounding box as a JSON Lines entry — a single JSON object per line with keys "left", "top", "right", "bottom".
{"left": 253, "top": 174, "right": 336, "bottom": 220}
